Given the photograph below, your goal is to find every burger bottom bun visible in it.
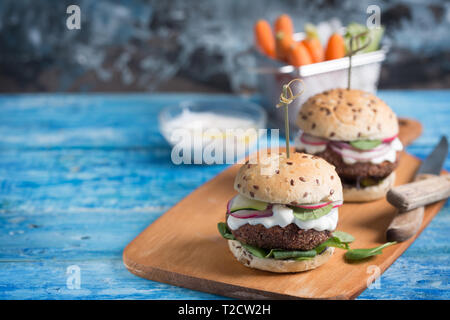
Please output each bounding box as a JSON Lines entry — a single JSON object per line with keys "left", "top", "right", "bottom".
{"left": 343, "top": 171, "right": 396, "bottom": 202}
{"left": 228, "top": 240, "right": 334, "bottom": 273}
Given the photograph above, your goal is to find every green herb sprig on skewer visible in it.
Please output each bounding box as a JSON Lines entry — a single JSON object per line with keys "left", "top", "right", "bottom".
{"left": 276, "top": 78, "right": 305, "bottom": 158}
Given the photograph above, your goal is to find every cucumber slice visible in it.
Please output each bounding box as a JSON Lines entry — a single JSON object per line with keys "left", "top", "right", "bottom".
{"left": 229, "top": 194, "right": 269, "bottom": 213}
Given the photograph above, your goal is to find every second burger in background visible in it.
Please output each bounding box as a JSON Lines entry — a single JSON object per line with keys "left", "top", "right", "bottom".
{"left": 295, "top": 88, "right": 403, "bottom": 202}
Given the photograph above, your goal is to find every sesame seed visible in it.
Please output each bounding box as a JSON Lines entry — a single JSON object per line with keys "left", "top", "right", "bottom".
{"left": 299, "top": 177, "right": 306, "bottom": 182}
{"left": 290, "top": 179, "right": 294, "bottom": 186}
{"left": 253, "top": 185, "right": 259, "bottom": 190}
{"left": 250, "top": 192, "right": 255, "bottom": 198}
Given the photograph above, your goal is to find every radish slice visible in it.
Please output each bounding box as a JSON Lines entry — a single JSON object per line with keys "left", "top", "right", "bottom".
{"left": 382, "top": 134, "right": 398, "bottom": 143}
{"left": 229, "top": 208, "right": 273, "bottom": 219}
{"left": 330, "top": 143, "right": 390, "bottom": 162}
{"left": 292, "top": 200, "right": 343, "bottom": 210}
{"left": 229, "top": 201, "right": 343, "bottom": 219}
{"left": 332, "top": 201, "right": 343, "bottom": 208}
{"left": 331, "top": 141, "right": 353, "bottom": 150}
{"left": 300, "top": 133, "right": 328, "bottom": 146}
{"left": 293, "top": 201, "right": 332, "bottom": 209}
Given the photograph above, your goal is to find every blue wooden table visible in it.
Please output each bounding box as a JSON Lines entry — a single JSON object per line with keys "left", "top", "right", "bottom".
{"left": 0, "top": 91, "right": 449, "bottom": 300}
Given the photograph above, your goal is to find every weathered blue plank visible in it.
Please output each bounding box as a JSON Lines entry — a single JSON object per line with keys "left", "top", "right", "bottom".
{"left": 0, "top": 259, "right": 226, "bottom": 300}
{"left": 0, "top": 91, "right": 449, "bottom": 300}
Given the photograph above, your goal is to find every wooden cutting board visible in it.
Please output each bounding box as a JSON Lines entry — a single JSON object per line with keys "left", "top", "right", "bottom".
{"left": 123, "top": 118, "right": 446, "bottom": 299}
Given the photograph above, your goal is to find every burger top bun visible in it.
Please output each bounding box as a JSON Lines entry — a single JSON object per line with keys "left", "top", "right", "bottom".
{"left": 234, "top": 152, "right": 343, "bottom": 205}
{"left": 296, "top": 88, "right": 398, "bottom": 141}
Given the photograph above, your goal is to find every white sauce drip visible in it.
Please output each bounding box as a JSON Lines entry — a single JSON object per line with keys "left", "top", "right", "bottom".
{"left": 227, "top": 204, "right": 338, "bottom": 232}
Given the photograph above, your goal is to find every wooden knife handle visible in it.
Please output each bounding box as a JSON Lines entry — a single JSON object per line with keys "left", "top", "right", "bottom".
{"left": 386, "top": 174, "right": 450, "bottom": 211}
{"left": 386, "top": 206, "right": 424, "bottom": 242}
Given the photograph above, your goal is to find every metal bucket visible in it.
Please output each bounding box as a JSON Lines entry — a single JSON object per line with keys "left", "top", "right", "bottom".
{"left": 235, "top": 33, "right": 387, "bottom": 131}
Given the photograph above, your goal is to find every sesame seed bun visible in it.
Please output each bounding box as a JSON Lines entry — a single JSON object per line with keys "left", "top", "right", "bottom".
{"left": 343, "top": 172, "right": 396, "bottom": 202}
{"left": 234, "top": 152, "right": 343, "bottom": 205}
{"left": 228, "top": 240, "right": 334, "bottom": 273}
{"left": 296, "top": 88, "right": 398, "bottom": 141}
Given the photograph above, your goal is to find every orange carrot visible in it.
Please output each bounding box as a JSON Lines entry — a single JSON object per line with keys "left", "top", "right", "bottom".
{"left": 301, "top": 24, "right": 324, "bottom": 63}
{"left": 274, "top": 14, "right": 294, "bottom": 38}
{"left": 325, "top": 33, "right": 346, "bottom": 60}
{"left": 276, "top": 31, "right": 295, "bottom": 62}
{"left": 254, "top": 19, "right": 276, "bottom": 58}
{"left": 288, "top": 42, "right": 313, "bottom": 67}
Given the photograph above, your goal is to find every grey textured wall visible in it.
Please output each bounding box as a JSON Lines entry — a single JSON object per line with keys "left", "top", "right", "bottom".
{"left": 0, "top": 0, "right": 449, "bottom": 92}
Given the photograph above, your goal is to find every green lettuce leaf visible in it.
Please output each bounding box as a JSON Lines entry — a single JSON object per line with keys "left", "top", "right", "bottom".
{"left": 332, "top": 231, "right": 355, "bottom": 243}
{"left": 314, "top": 236, "right": 350, "bottom": 254}
{"left": 345, "top": 242, "right": 397, "bottom": 260}
{"left": 218, "top": 223, "right": 363, "bottom": 262}
{"left": 291, "top": 204, "right": 334, "bottom": 221}
{"left": 217, "top": 222, "right": 235, "bottom": 240}
{"left": 242, "top": 243, "right": 268, "bottom": 259}
{"left": 271, "top": 249, "right": 317, "bottom": 260}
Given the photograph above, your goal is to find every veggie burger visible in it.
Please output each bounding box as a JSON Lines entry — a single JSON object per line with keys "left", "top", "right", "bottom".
{"left": 295, "top": 89, "right": 403, "bottom": 202}
{"left": 218, "top": 152, "right": 344, "bottom": 273}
